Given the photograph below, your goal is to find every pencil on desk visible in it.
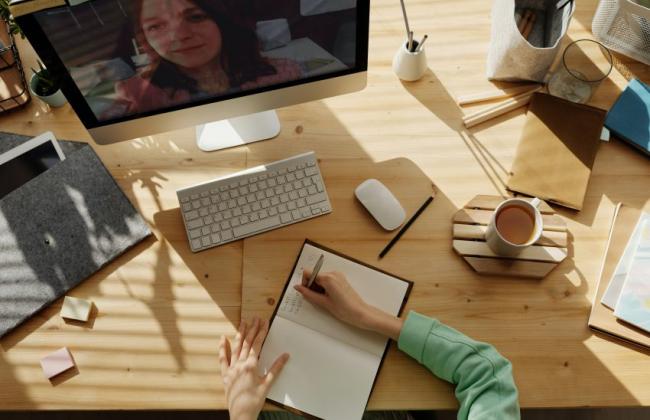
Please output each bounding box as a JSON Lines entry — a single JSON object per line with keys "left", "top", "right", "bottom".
{"left": 457, "top": 84, "right": 541, "bottom": 106}
{"left": 379, "top": 196, "right": 434, "bottom": 259}
{"left": 462, "top": 86, "right": 542, "bottom": 128}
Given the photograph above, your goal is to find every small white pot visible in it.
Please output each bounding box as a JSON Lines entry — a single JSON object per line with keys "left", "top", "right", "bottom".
{"left": 393, "top": 40, "right": 428, "bottom": 82}
{"left": 29, "top": 74, "right": 67, "bottom": 107}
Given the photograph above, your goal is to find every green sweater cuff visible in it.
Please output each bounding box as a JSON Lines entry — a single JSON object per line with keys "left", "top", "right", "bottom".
{"left": 397, "top": 310, "right": 438, "bottom": 363}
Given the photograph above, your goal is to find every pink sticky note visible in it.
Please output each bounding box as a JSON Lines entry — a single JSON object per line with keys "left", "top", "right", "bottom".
{"left": 40, "top": 347, "right": 75, "bottom": 380}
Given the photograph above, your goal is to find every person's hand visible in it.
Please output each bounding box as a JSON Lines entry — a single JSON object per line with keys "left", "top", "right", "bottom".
{"left": 294, "top": 270, "right": 404, "bottom": 340}
{"left": 219, "top": 317, "right": 289, "bottom": 420}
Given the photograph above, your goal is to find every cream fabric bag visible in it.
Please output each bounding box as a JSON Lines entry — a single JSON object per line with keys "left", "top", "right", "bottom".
{"left": 487, "top": 0, "right": 575, "bottom": 82}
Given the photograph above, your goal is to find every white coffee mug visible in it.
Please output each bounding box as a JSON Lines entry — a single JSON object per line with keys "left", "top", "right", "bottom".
{"left": 485, "top": 197, "right": 543, "bottom": 257}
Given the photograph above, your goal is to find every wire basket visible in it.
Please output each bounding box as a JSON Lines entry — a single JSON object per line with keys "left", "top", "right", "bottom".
{"left": 0, "top": 20, "right": 31, "bottom": 113}
{"left": 592, "top": 0, "right": 650, "bottom": 65}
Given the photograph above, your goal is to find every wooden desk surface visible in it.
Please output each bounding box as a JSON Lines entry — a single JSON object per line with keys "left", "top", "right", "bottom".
{"left": 1, "top": 0, "right": 649, "bottom": 411}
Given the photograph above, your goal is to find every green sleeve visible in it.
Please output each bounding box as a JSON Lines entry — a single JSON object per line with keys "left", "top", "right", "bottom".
{"left": 397, "top": 311, "right": 520, "bottom": 420}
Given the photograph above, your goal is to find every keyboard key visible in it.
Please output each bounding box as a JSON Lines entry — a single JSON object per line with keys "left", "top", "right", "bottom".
{"left": 182, "top": 203, "right": 192, "bottom": 212}
{"left": 280, "top": 212, "right": 292, "bottom": 223}
{"left": 243, "top": 204, "right": 252, "bottom": 214}
{"left": 303, "top": 177, "right": 312, "bottom": 186}
{"left": 209, "top": 205, "right": 219, "bottom": 213}
{"left": 180, "top": 196, "right": 190, "bottom": 203}
{"left": 200, "top": 191, "right": 209, "bottom": 198}
{"left": 279, "top": 203, "right": 288, "bottom": 213}
{"left": 297, "top": 198, "right": 306, "bottom": 207}
{"left": 307, "top": 159, "right": 316, "bottom": 167}
{"left": 298, "top": 189, "right": 308, "bottom": 198}
{"left": 275, "top": 186, "right": 284, "bottom": 195}
{"left": 286, "top": 173, "right": 296, "bottom": 182}
{"left": 233, "top": 208, "right": 242, "bottom": 217}
{"left": 222, "top": 230, "right": 233, "bottom": 241}
{"left": 211, "top": 223, "right": 221, "bottom": 233}
{"left": 249, "top": 184, "right": 258, "bottom": 193}
{"left": 260, "top": 209, "right": 269, "bottom": 219}
{"left": 185, "top": 210, "right": 199, "bottom": 220}
{"left": 202, "top": 236, "right": 211, "bottom": 247}
{"left": 298, "top": 163, "right": 306, "bottom": 169}
{"left": 279, "top": 168, "right": 287, "bottom": 175}
{"left": 311, "top": 207, "right": 321, "bottom": 215}
{"left": 211, "top": 195, "right": 220, "bottom": 204}
{"left": 230, "top": 190, "right": 239, "bottom": 199}
{"left": 252, "top": 202, "right": 261, "bottom": 211}
{"left": 265, "top": 189, "right": 274, "bottom": 198}
{"left": 231, "top": 218, "right": 240, "bottom": 227}
{"left": 239, "top": 186, "right": 249, "bottom": 195}
{"left": 189, "top": 228, "right": 201, "bottom": 239}
{"left": 223, "top": 210, "right": 232, "bottom": 219}
{"left": 294, "top": 180, "right": 302, "bottom": 189}
{"left": 305, "top": 167, "right": 318, "bottom": 176}
{"left": 307, "top": 185, "right": 317, "bottom": 195}
{"left": 190, "top": 193, "right": 200, "bottom": 200}
{"left": 295, "top": 171, "right": 305, "bottom": 180}
{"left": 269, "top": 207, "right": 278, "bottom": 216}
{"left": 201, "top": 226, "right": 210, "bottom": 236}
{"left": 229, "top": 182, "right": 238, "bottom": 189}
{"left": 280, "top": 194, "right": 289, "bottom": 203}
{"left": 199, "top": 208, "right": 209, "bottom": 217}
{"left": 256, "top": 191, "right": 265, "bottom": 200}
{"left": 211, "top": 233, "right": 221, "bottom": 244}
{"left": 192, "top": 201, "right": 201, "bottom": 209}
{"left": 284, "top": 184, "right": 294, "bottom": 192}
{"left": 219, "top": 186, "right": 228, "bottom": 193}
{"left": 269, "top": 170, "right": 278, "bottom": 177}
{"left": 210, "top": 188, "right": 219, "bottom": 195}
{"left": 268, "top": 178, "right": 277, "bottom": 187}
{"left": 271, "top": 196, "right": 280, "bottom": 206}
{"left": 221, "top": 221, "right": 230, "bottom": 230}
{"left": 261, "top": 199, "right": 270, "bottom": 208}
{"left": 247, "top": 194, "right": 256, "bottom": 203}
{"left": 307, "top": 193, "right": 328, "bottom": 205}
{"left": 201, "top": 197, "right": 210, "bottom": 206}
{"left": 277, "top": 175, "right": 286, "bottom": 184}
{"left": 289, "top": 191, "right": 299, "bottom": 200}
{"left": 204, "top": 215, "right": 213, "bottom": 224}
{"left": 218, "top": 202, "right": 227, "bottom": 211}
{"left": 291, "top": 209, "right": 301, "bottom": 220}
{"left": 315, "top": 182, "right": 324, "bottom": 193}
{"left": 288, "top": 202, "right": 297, "bottom": 210}
{"left": 239, "top": 179, "right": 249, "bottom": 187}
{"left": 260, "top": 174, "right": 268, "bottom": 180}
{"left": 240, "top": 215, "right": 250, "bottom": 224}
{"left": 258, "top": 180, "right": 267, "bottom": 189}
{"left": 228, "top": 200, "right": 236, "bottom": 209}
{"left": 300, "top": 207, "right": 311, "bottom": 218}
{"left": 220, "top": 192, "right": 229, "bottom": 201}
{"left": 191, "top": 239, "right": 202, "bottom": 249}
{"left": 214, "top": 213, "right": 223, "bottom": 222}
{"left": 250, "top": 176, "right": 258, "bottom": 183}
{"left": 237, "top": 197, "right": 247, "bottom": 206}
{"left": 288, "top": 165, "right": 297, "bottom": 172}
{"left": 250, "top": 212, "right": 259, "bottom": 221}
{"left": 234, "top": 215, "right": 281, "bottom": 237}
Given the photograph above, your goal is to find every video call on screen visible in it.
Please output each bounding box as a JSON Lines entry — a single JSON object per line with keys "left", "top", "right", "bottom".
{"left": 35, "top": 0, "right": 358, "bottom": 122}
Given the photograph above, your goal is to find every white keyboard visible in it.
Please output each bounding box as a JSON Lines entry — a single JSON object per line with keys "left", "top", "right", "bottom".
{"left": 176, "top": 152, "right": 332, "bottom": 252}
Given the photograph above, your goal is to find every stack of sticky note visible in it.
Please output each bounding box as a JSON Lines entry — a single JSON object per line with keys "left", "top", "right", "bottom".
{"left": 60, "top": 296, "right": 92, "bottom": 322}
{"left": 40, "top": 347, "right": 76, "bottom": 380}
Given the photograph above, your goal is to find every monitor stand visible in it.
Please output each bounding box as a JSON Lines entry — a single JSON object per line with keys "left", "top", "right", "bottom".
{"left": 195, "top": 110, "right": 281, "bottom": 152}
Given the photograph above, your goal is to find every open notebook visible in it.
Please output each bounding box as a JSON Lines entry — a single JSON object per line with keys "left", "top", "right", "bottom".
{"left": 258, "top": 240, "right": 413, "bottom": 420}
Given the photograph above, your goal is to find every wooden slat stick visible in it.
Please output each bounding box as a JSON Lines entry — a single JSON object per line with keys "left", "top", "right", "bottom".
{"left": 462, "top": 87, "right": 542, "bottom": 128}
{"left": 457, "top": 84, "right": 540, "bottom": 106}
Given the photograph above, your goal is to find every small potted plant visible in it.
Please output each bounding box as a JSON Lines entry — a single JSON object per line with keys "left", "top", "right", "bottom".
{"left": 0, "top": 0, "right": 31, "bottom": 113}
{"left": 30, "top": 60, "right": 66, "bottom": 107}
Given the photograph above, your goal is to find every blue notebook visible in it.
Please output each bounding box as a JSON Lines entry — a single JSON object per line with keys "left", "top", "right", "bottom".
{"left": 605, "top": 79, "right": 650, "bottom": 157}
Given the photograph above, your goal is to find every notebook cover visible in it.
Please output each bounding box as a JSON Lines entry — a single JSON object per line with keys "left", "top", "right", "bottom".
{"left": 588, "top": 204, "right": 650, "bottom": 350}
{"left": 604, "top": 79, "right": 650, "bottom": 157}
{"left": 0, "top": 132, "right": 152, "bottom": 338}
{"left": 507, "top": 92, "right": 607, "bottom": 210}
{"left": 263, "top": 239, "right": 414, "bottom": 420}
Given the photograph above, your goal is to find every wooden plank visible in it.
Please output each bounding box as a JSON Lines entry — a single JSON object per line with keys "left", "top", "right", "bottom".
{"left": 453, "top": 209, "right": 567, "bottom": 232}
{"left": 453, "top": 224, "right": 568, "bottom": 248}
{"left": 453, "top": 240, "right": 567, "bottom": 263}
{"left": 465, "top": 195, "right": 555, "bottom": 214}
{"left": 463, "top": 257, "right": 558, "bottom": 279}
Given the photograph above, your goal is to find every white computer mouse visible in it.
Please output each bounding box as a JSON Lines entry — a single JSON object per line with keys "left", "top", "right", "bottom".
{"left": 355, "top": 179, "right": 406, "bottom": 231}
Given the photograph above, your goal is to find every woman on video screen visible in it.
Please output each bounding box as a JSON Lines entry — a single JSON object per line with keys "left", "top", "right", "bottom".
{"left": 114, "top": 0, "right": 302, "bottom": 115}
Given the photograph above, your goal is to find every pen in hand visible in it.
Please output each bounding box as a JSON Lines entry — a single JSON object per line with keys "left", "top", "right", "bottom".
{"left": 304, "top": 254, "right": 325, "bottom": 294}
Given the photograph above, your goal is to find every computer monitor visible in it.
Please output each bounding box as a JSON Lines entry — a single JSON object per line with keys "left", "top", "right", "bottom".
{"left": 13, "top": 0, "right": 369, "bottom": 151}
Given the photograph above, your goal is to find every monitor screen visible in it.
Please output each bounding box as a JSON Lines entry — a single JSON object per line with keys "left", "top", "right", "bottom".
{"left": 32, "top": 0, "right": 361, "bottom": 126}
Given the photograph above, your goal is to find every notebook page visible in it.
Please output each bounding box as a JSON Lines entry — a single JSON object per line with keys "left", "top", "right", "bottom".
{"left": 277, "top": 243, "right": 410, "bottom": 356}
{"left": 602, "top": 213, "right": 650, "bottom": 309}
{"left": 259, "top": 316, "right": 380, "bottom": 420}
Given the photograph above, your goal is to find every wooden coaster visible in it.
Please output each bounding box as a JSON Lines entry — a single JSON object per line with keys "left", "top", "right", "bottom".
{"left": 452, "top": 195, "right": 568, "bottom": 279}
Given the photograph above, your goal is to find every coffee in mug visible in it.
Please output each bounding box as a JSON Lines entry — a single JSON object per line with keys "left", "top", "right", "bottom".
{"left": 486, "top": 198, "right": 543, "bottom": 256}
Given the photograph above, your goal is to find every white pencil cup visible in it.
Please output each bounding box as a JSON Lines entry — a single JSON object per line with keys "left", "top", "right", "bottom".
{"left": 393, "top": 40, "right": 427, "bottom": 82}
